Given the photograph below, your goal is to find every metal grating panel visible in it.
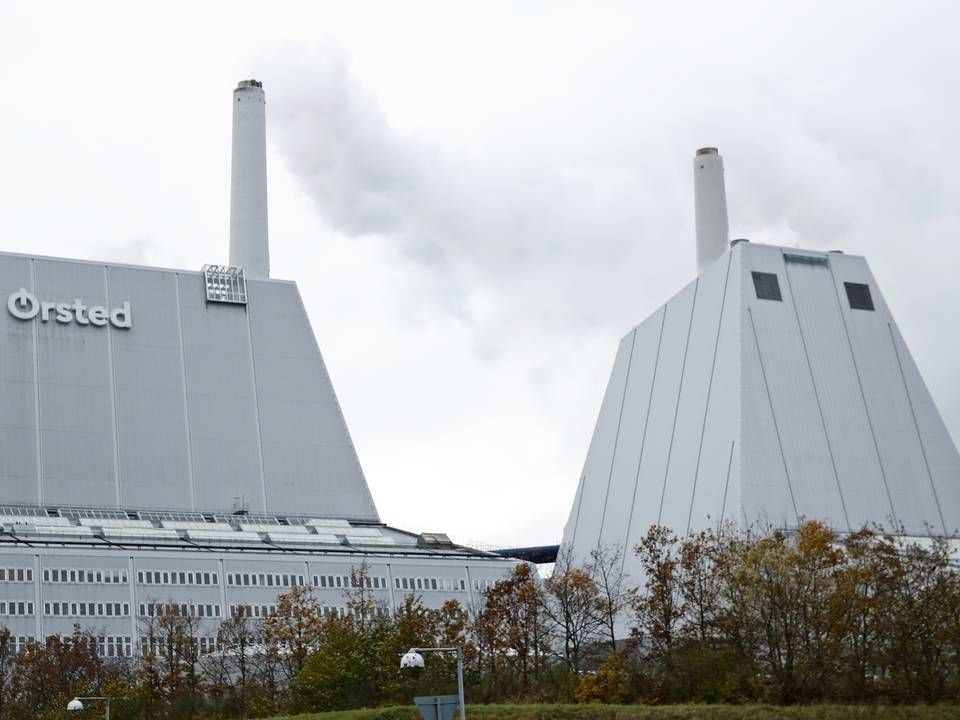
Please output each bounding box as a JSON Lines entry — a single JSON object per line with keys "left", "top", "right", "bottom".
{"left": 202, "top": 265, "right": 247, "bottom": 304}
{"left": 784, "top": 253, "right": 829, "bottom": 266}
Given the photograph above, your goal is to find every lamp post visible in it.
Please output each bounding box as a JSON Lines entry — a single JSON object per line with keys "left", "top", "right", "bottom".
{"left": 400, "top": 646, "right": 465, "bottom": 720}
{"left": 67, "top": 696, "right": 112, "bottom": 720}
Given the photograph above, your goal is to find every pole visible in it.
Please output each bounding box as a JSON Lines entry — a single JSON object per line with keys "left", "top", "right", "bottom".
{"left": 456, "top": 647, "right": 466, "bottom": 720}
{"left": 104, "top": 698, "right": 110, "bottom": 720}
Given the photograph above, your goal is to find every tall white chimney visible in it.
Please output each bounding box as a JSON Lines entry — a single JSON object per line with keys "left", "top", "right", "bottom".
{"left": 693, "top": 147, "right": 729, "bottom": 275}
{"left": 230, "top": 79, "right": 270, "bottom": 279}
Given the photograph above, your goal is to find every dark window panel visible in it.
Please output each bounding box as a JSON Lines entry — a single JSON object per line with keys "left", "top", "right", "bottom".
{"left": 845, "top": 282, "right": 875, "bottom": 311}
{"left": 752, "top": 271, "right": 783, "bottom": 302}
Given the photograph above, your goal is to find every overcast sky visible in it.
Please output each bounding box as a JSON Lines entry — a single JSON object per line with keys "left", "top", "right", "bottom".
{"left": 1, "top": 1, "right": 959, "bottom": 547}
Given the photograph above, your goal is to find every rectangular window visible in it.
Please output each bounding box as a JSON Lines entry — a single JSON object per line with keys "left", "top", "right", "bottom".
{"left": 844, "top": 282, "right": 875, "bottom": 311}
{"left": 752, "top": 271, "right": 782, "bottom": 301}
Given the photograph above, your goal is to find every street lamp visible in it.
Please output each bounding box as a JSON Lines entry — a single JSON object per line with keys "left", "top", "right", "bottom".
{"left": 400, "top": 646, "right": 465, "bottom": 720}
{"left": 67, "top": 696, "right": 112, "bottom": 720}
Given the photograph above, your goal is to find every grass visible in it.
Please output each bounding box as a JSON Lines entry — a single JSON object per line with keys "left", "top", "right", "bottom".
{"left": 264, "top": 704, "right": 960, "bottom": 720}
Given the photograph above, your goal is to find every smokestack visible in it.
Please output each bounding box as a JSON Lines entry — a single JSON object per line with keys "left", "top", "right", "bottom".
{"left": 229, "top": 79, "right": 270, "bottom": 279}
{"left": 693, "top": 147, "right": 729, "bottom": 275}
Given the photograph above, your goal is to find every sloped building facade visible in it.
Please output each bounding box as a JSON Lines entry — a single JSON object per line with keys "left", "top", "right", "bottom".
{"left": 563, "top": 240, "right": 960, "bottom": 579}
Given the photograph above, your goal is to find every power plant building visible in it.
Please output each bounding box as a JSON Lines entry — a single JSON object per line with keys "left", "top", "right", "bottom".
{"left": 562, "top": 148, "right": 960, "bottom": 591}
{"left": 0, "top": 81, "right": 517, "bottom": 656}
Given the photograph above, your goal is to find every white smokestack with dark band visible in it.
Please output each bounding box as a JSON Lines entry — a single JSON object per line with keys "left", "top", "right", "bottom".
{"left": 230, "top": 79, "right": 270, "bottom": 279}
{"left": 693, "top": 147, "right": 729, "bottom": 275}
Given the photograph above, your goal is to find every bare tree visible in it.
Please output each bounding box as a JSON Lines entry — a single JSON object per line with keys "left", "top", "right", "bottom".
{"left": 204, "top": 609, "right": 261, "bottom": 718}
{"left": 587, "top": 544, "right": 630, "bottom": 653}
{"left": 542, "top": 546, "right": 603, "bottom": 673}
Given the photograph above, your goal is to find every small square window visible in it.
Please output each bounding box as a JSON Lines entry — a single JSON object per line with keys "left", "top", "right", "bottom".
{"left": 844, "top": 282, "right": 875, "bottom": 311}
{"left": 752, "top": 271, "right": 782, "bottom": 301}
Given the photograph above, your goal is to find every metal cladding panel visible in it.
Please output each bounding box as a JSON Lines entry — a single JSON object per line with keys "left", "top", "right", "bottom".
{"left": 829, "top": 254, "right": 947, "bottom": 534}
{"left": 0, "top": 255, "right": 39, "bottom": 502}
{"left": 687, "top": 250, "right": 740, "bottom": 531}
{"left": 108, "top": 267, "right": 192, "bottom": 509}
{"left": 34, "top": 259, "right": 117, "bottom": 507}
{"left": 247, "top": 281, "right": 378, "bottom": 520}
{"left": 177, "top": 274, "right": 264, "bottom": 512}
{"left": 742, "top": 247, "right": 848, "bottom": 530}
{"left": 638, "top": 280, "right": 698, "bottom": 530}
{"left": 659, "top": 255, "right": 729, "bottom": 535}
{"left": 783, "top": 255, "right": 893, "bottom": 531}
{"left": 561, "top": 332, "right": 634, "bottom": 558}
{"left": 889, "top": 323, "right": 960, "bottom": 534}
{"left": 595, "top": 310, "right": 665, "bottom": 563}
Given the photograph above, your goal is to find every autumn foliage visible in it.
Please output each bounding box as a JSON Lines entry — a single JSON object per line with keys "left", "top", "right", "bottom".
{"left": 0, "top": 524, "right": 958, "bottom": 718}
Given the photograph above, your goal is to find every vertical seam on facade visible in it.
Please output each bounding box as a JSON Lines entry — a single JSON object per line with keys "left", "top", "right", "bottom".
{"left": 827, "top": 264, "right": 899, "bottom": 527}
{"left": 620, "top": 307, "right": 667, "bottom": 576}
{"left": 719, "top": 441, "right": 736, "bottom": 527}
{"left": 217, "top": 558, "right": 228, "bottom": 625}
{"left": 173, "top": 274, "right": 197, "bottom": 510}
{"left": 33, "top": 554, "right": 41, "bottom": 641}
{"left": 782, "top": 262, "right": 851, "bottom": 531}
{"left": 244, "top": 302, "right": 269, "bottom": 512}
{"left": 596, "top": 328, "right": 638, "bottom": 546}
{"left": 687, "top": 253, "right": 733, "bottom": 535}
{"left": 104, "top": 266, "right": 123, "bottom": 506}
{"left": 657, "top": 279, "right": 700, "bottom": 525}
{"left": 747, "top": 308, "right": 800, "bottom": 524}
{"left": 29, "top": 259, "right": 43, "bottom": 504}
{"left": 129, "top": 555, "right": 138, "bottom": 649}
{"left": 887, "top": 323, "right": 948, "bottom": 535}
{"left": 569, "top": 475, "right": 586, "bottom": 548}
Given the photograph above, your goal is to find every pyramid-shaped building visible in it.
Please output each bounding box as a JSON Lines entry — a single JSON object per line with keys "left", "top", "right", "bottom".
{"left": 562, "top": 149, "right": 960, "bottom": 576}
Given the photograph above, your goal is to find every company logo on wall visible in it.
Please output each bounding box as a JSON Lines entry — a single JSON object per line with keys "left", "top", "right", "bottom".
{"left": 6, "top": 289, "right": 131, "bottom": 329}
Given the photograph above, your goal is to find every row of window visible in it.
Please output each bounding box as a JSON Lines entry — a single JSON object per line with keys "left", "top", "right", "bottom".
{"left": 0, "top": 633, "right": 129, "bottom": 658}
{"left": 230, "top": 604, "right": 277, "bottom": 618}
{"left": 44, "top": 568, "right": 128, "bottom": 584}
{"left": 0, "top": 602, "right": 34, "bottom": 616}
{"left": 95, "top": 635, "right": 133, "bottom": 658}
{"left": 1, "top": 636, "right": 33, "bottom": 654}
{"left": 141, "top": 635, "right": 217, "bottom": 655}
{"left": 226, "top": 572, "right": 305, "bottom": 588}
{"left": 0, "top": 568, "right": 33, "bottom": 583}
{"left": 314, "top": 574, "right": 388, "bottom": 590}
{"left": 138, "top": 570, "right": 218, "bottom": 586}
{"left": 473, "top": 578, "right": 500, "bottom": 592}
{"left": 396, "top": 576, "right": 467, "bottom": 592}
{"left": 6, "top": 567, "right": 483, "bottom": 595}
{"left": 45, "top": 602, "right": 130, "bottom": 618}
{"left": 139, "top": 603, "right": 222, "bottom": 619}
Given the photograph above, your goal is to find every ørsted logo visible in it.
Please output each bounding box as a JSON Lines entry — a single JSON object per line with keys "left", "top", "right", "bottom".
{"left": 7, "top": 289, "right": 132, "bottom": 329}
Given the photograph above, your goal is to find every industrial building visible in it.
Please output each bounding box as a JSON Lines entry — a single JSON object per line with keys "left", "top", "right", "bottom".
{"left": 562, "top": 148, "right": 960, "bottom": 594}
{"left": 0, "top": 80, "right": 517, "bottom": 656}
